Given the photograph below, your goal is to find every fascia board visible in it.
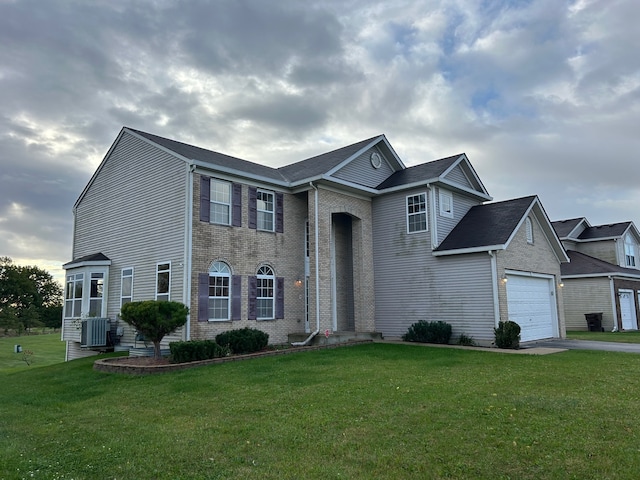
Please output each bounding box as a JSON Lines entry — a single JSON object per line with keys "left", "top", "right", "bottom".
{"left": 63, "top": 259, "right": 112, "bottom": 270}
{"left": 436, "top": 178, "right": 493, "bottom": 201}
{"left": 562, "top": 273, "right": 640, "bottom": 280}
{"left": 432, "top": 244, "right": 506, "bottom": 256}
{"left": 440, "top": 154, "right": 491, "bottom": 198}
{"left": 126, "top": 128, "right": 192, "bottom": 166}
{"left": 191, "top": 161, "right": 289, "bottom": 188}
{"left": 378, "top": 135, "right": 406, "bottom": 169}
{"left": 573, "top": 236, "right": 622, "bottom": 243}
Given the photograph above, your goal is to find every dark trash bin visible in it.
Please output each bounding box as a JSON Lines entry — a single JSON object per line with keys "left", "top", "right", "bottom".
{"left": 584, "top": 313, "right": 603, "bottom": 332}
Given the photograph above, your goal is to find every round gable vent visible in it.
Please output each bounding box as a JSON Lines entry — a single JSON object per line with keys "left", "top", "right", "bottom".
{"left": 370, "top": 152, "right": 382, "bottom": 169}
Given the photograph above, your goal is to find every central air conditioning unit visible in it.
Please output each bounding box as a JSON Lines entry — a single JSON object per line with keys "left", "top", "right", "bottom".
{"left": 81, "top": 318, "right": 110, "bottom": 347}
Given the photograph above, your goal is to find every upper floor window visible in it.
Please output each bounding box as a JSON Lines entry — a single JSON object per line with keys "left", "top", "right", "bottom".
{"left": 256, "top": 265, "right": 275, "bottom": 320}
{"left": 525, "top": 217, "right": 534, "bottom": 244}
{"left": 121, "top": 268, "right": 133, "bottom": 307}
{"left": 209, "top": 261, "right": 231, "bottom": 320}
{"left": 407, "top": 193, "right": 427, "bottom": 233}
{"left": 156, "top": 262, "right": 170, "bottom": 301}
{"left": 439, "top": 190, "right": 453, "bottom": 218}
{"left": 625, "top": 234, "right": 636, "bottom": 267}
{"left": 257, "top": 190, "right": 275, "bottom": 231}
{"left": 210, "top": 179, "right": 232, "bottom": 225}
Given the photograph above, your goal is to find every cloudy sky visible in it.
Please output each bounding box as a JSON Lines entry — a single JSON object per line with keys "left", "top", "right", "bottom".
{"left": 1, "top": 0, "right": 639, "bottom": 284}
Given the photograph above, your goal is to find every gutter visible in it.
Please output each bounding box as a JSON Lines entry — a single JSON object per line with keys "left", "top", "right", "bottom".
{"left": 292, "top": 182, "right": 321, "bottom": 346}
{"left": 609, "top": 276, "right": 618, "bottom": 332}
{"left": 184, "top": 163, "right": 196, "bottom": 341}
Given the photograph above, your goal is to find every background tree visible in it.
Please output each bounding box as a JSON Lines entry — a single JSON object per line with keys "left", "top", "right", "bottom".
{"left": 0, "top": 257, "right": 63, "bottom": 334}
{"left": 120, "top": 300, "right": 189, "bottom": 359}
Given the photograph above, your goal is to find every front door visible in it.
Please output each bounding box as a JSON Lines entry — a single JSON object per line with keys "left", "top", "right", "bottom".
{"left": 619, "top": 290, "right": 637, "bottom": 330}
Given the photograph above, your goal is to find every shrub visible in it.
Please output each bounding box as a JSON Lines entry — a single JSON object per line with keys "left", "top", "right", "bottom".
{"left": 494, "top": 320, "right": 521, "bottom": 349}
{"left": 457, "top": 333, "right": 476, "bottom": 346}
{"left": 169, "top": 340, "right": 230, "bottom": 363}
{"left": 216, "top": 328, "right": 269, "bottom": 354}
{"left": 402, "top": 320, "right": 452, "bottom": 344}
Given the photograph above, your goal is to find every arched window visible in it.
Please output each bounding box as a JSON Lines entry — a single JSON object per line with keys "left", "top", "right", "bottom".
{"left": 256, "top": 265, "right": 275, "bottom": 320}
{"left": 525, "top": 217, "right": 534, "bottom": 244}
{"left": 209, "top": 261, "right": 231, "bottom": 320}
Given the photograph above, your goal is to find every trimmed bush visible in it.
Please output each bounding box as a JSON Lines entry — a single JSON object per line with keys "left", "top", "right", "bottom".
{"left": 402, "top": 320, "right": 452, "bottom": 344}
{"left": 494, "top": 320, "right": 521, "bottom": 349}
{"left": 216, "top": 328, "right": 269, "bottom": 355}
{"left": 169, "top": 340, "right": 230, "bottom": 363}
{"left": 457, "top": 333, "right": 476, "bottom": 346}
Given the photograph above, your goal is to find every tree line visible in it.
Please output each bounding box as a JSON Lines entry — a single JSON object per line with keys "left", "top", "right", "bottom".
{"left": 0, "top": 257, "right": 63, "bottom": 334}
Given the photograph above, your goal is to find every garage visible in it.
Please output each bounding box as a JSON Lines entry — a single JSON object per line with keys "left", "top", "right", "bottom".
{"left": 506, "top": 274, "right": 557, "bottom": 342}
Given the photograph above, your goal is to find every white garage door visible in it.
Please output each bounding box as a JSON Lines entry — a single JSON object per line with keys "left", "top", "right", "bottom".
{"left": 506, "top": 274, "right": 556, "bottom": 342}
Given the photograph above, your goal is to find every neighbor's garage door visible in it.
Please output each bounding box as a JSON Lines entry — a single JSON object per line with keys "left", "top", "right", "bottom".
{"left": 506, "top": 274, "right": 556, "bottom": 342}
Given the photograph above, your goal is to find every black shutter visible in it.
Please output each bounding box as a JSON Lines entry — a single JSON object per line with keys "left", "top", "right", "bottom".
{"left": 248, "top": 275, "right": 257, "bottom": 320}
{"left": 276, "top": 277, "right": 284, "bottom": 319}
{"left": 200, "top": 176, "right": 210, "bottom": 223}
{"left": 198, "top": 273, "right": 209, "bottom": 322}
{"left": 276, "top": 193, "right": 284, "bottom": 233}
{"left": 248, "top": 187, "right": 257, "bottom": 229}
{"left": 232, "top": 183, "right": 242, "bottom": 227}
{"left": 232, "top": 275, "right": 242, "bottom": 320}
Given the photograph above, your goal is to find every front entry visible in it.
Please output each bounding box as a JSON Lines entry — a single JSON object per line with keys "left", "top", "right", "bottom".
{"left": 619, "top": 290, "right": 637, "bottom": 330}
{"left": 331, "top": 213, "right": 355, "bottom": 331}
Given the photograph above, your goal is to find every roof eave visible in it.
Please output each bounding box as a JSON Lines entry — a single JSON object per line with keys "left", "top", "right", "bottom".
{"left": 433, "top": 244, "right": 506, "bottom": 256}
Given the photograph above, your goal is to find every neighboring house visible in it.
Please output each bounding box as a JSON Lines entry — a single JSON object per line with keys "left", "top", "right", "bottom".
{"left": 552, "top": 218, "right": 640, "bottom": 331}
{"left": 62, "top": 127, "right": 568, "bottom": 360}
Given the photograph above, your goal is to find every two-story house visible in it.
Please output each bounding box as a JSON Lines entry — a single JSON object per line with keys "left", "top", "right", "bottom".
{"left": 62, "top": 127, "right": 568, "bottom": 360}
{"left": 552, "top": 218, "right": 640, "bottom": 331}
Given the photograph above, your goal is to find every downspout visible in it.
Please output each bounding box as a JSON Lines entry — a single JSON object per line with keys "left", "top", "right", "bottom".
{"left": 610, "top": 276, "right": 618, "bottom": 332}
{"left": 427, "top": 184, "right": 438, "bottom": 248}
{"left": 184, "top": 163, "right": 196, "bottom": 340}
{"left": 292, "top": 182, "right": 321, "bottom": 346}
{"left": 489, "top": 251, "right": 501, "bottom": 327}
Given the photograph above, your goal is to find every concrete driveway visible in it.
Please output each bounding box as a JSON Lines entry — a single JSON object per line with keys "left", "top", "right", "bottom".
{"left": 534, "top": 339, "right": 640, "bottom": 354}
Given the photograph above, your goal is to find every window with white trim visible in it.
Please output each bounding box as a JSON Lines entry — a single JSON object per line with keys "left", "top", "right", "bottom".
{"left": 210, "top": 179, "right": 232, "bottom": 225}
{"left": 121, "top": 268, "right": 133, "bottom": 307}
{"left": 257, "top": 189, "right": 275, "bottom": 231}
{"left": 407, "top": 193, "right": 427, "bottom": 233}
{"left": 525, "top": 217, "right": 534, "bottom": 244}
{"left": 65, "top": 273, "right": 84, "bottom": 318}
{"left": 88, "top": 273, "right": 105, "bottom": 317}
{"left": 209, "top": 261, "right": 231, "bottom": 320}
{"left": 439, "top": 190, "right": 453, "bottom": 218}
{"left": 625, "top": 234, "right": 636, "bottom": 267}
{"left": 156, "top": 263, "right": 170, "bottom": 301}
{"left": 256, "top": 265, "right": 275, "bottom": 320}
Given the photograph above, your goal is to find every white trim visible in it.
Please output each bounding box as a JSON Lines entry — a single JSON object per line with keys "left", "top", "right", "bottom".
{"left": 610, "top": 276, "right": 618, "bottom": 331}
{"left": 406, "top": 192, "right": 428, "bottom": 234}
{"left": 185, "top": 164, "right": 195, "bottom": 340}
{"left": 489, "top": 251, "right": 500, "bottom": 327}
{"left": 439, "top": 189, "right": 453, "bottom": 219}
{"left": 120, "top": 267, "right": 134, "bottom": 308}
{"left": 433, "top": 244, "right": 506, "bottom": 256}
{"left": 208, "top": 261, "right": 231, "bottom": 321}
{"left": 256, "top": 188, "right": 275, "bottom": 232}
{"left": 209, "top": 178, "right": 232, "bottom": 226}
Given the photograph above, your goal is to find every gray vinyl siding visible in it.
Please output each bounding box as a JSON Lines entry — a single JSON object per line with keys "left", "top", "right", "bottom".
{"left": 436, "top": 191, "right": 481, "bottom": 244}
{"left": 72, "top": 131, "right": 188, "bottom": 343}
{"left": 372, "top": 189, "right": 496, "bottom": 341}
{"left": 332, "top": 147, "right": 395, "bottom": 187}
{"left": 575, "top": 240, "right": 618, "bottom": 265}
{"left": 442, "top": 164, "right": 473, "bottom": 189}
{"left": 562, "top": 277, "right": 613, "bottom": 330}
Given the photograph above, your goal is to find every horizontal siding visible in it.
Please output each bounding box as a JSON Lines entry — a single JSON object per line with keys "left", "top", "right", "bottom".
{"left": 332, "top": 146, "right": 395, "bottom": 187}
{"left": 436, "top": 190, "right": 480, "bottom": 244}
{"left": 562, "top": 277, "right": 613, "bottom": 330}
{"left": 443, "top": 164, "right": 473, "bottom": 189}
{"left": 576, "top": 241, "right": 618, "bottom": 265}
{"left": 72, "top": 131, "right": 188, "bottom": 340}
{"left": 66, "top": 342, "right": 101, "bottom": 362}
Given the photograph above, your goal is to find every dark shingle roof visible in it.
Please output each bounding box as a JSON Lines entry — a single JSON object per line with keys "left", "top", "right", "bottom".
{"left": 551, "top": 218, "right": 585, "bottom": 238}
{"left": 277, "top": 136, "right": 381, "bottom": 182}
{"left": 562, "top": 250, "right": 640, "bottom": 277}
{"left": 376, "top": 154, "right": 461, "bottom": 189}
{"left": 435, "top": 196, "right": 537, "bottom": 252}
{"left": 578, "top": 222, "right": 631, "bottom": 240}
{"left": 129, "top": 128, "right": 287, "bottom": 182}
{"left": 63, "top": 252, "right": 110, "bottom": 268}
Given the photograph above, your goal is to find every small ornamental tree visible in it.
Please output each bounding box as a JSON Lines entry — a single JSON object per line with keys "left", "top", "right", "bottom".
{"left": 120, "top": 300, "right": 189, "bottom": 359}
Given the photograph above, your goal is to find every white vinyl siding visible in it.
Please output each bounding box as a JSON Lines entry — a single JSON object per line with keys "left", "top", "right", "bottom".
{"left": 625, "top": 234, "right": 636, "bottom": 267}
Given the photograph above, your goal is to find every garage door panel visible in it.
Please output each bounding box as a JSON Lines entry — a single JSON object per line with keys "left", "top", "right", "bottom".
{"left": 506, "top": 275, "right": 555, "bottom": 342}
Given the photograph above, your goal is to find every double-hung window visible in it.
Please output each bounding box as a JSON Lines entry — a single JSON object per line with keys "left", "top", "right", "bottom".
{"left": 257, "top": 190, "right": 275, "bottom": 231}
{"left": 256, "top": 265, "right": 275, "bottom": 320}
{"left": 209, "top": 261, "right": 231, "bottom": 320}
{"left": 210, "top": 179, "right": 232, "bottom": 225}
{"left": 439, "top": 190, "right": 453, "bottom": 218}
{"left": 625, "top": 234, "right": 636, "bottom": 267}
{"left": 156, "top": 263, "right": 170, "bottom": 301}
{"left": 407, "top": 193, "right": 427, "bottom": 233}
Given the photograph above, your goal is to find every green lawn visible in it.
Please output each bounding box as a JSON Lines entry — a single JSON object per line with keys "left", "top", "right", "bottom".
{"left": 566, "top": 330, "right": 640, "bottom": 343}
{"left": 0, "top": 332, "right": 65, "bottom": 373}
{"left": 2, "top": 343, "right": 640, "bottom": 479}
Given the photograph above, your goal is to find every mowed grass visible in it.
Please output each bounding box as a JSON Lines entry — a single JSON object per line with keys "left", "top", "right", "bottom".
{"left": 2, "top": 343, "right": 640, "bottom": 479}
{"left": 566, "top": 330, "right": 640, "bottom": 343}
{"left": 0, "top": 333, "right": 65, "bottom": 373}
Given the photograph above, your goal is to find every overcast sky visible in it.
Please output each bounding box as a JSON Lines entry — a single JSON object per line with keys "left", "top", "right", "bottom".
{"left": 1, "top": 0, "right": 639, "bottom": 284}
